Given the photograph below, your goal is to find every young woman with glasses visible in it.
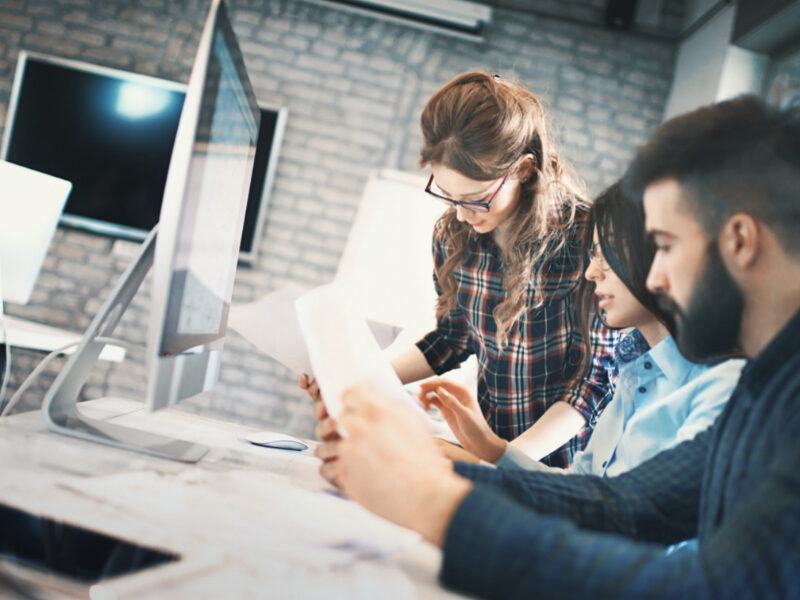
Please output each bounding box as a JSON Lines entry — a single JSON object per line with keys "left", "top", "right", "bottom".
{"left": 305, "top": 71, "right": 617, "bottom": 468}
{"left": 418, "top": 182, "right": 744, "bottom": 474}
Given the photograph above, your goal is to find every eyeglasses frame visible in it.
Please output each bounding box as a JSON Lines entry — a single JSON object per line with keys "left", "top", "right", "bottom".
{"left": 587, "top": 242, "right": 611, "bottom": 271}
{"left": 424, "top": 173, "right": 509, "bottom": 213}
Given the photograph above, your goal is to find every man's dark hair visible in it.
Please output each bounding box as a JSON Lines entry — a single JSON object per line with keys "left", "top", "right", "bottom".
{"left": 623, "top": 95, "right": 800, "bottom": 253}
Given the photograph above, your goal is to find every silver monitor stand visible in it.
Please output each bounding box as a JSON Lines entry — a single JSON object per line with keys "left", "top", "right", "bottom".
{"left": 41, "top": 227, "right": 208, "bottom": 463}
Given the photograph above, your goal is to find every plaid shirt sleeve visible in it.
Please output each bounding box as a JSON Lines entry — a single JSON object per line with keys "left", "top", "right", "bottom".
{"left": 416, "top": 220, "right": 474, "bottom": 374}
{"left": 559, "top": 314, "right": 618, "bottom": 427}
{"left": 441, "top": 423, "right": 800, "bottom": 598}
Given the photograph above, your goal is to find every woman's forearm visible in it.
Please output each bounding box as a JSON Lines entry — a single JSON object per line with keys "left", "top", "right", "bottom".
{"left": 508, "top": 401, "right": 587, "bottom": 461}
{"left": 391, "top": 345, "right": 436, "bottom": 384}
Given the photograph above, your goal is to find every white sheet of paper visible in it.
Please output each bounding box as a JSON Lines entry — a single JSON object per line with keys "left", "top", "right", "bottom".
{"left": 294, "top": 284, "right": 453, "bottom": 439}
{"left": 228, "top": 284, "right": 312, "bottom": 374}
{"left": 228, "top": 285, "right": 403, "bottom": 376}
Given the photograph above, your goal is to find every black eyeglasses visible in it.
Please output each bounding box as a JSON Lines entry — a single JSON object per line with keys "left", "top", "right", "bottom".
{"left": 588, "top": 243, "right": 610, "bottom": 271}
{"left": 424, "top": 174, "right": 508, "bottom": 213}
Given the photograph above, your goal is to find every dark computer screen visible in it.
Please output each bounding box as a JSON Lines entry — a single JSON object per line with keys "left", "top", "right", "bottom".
{"left": 242, "top": 107, "right": 279, "bottom": 253}
{"left": 4, "top": 56, "right": 184, "bottom": 234}
{"left": 1, "top": 53, "right": 285, "bottom": 260}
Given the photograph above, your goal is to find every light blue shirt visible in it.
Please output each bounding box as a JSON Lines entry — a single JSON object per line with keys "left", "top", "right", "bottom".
{"left": 569, "top": 333, "right": 744, "bottom": 476}
{"left": 496, "top": 331, "right": 745, "bottom": 475}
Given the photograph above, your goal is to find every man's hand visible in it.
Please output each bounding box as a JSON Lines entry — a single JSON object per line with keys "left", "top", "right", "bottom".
{"left": 299, "top": 373, "right": 322, "bottom": 404}
{"left": 418, "top": 379, "right": 507, "bottom": 463}
{"left": 434, "top": 439, "right": 482, "bottom": 464}
{"left": 301, "top": 373, "right": 338, "bottom": 439}
{"left": 315, "top": 385, "right": 472, "bottom": 547}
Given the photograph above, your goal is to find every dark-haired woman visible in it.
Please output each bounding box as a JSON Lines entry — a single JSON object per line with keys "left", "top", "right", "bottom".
{"left": 420, "top": 182, "right": 744, "bottom": 473}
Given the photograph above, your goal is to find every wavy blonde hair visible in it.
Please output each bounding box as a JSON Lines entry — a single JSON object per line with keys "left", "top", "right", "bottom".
{"left": 420, "top": 72, "right": 586, "bottom": 347}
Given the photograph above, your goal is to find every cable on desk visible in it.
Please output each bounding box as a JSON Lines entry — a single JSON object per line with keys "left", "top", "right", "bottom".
{"left": 0, "top": 266, "right": 10, "bottom": 414}
{"left": 0, "top": 336, "right": 133, "bottom": 419}
{"left": 0, "top": 315, "right": 10, "bottom": 417}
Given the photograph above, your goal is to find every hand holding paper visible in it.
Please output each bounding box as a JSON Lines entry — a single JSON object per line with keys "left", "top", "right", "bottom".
{"left": 229, "top": 283, "right": 453, "bottom": 438}
{"left": 294, "top": 284, "right": 454, "bottom": 439}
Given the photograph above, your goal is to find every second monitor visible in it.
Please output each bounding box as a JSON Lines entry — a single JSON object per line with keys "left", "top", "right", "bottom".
{"left": 1, "top": 51, "right": 286, "bottom": 263}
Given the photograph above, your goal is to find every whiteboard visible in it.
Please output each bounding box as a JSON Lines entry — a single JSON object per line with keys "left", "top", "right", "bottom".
{"left": 336, "top": 169, "right": 445, "bottom": 339}
{"left": 335, "top": 169, "right": 477, "bottom": 390}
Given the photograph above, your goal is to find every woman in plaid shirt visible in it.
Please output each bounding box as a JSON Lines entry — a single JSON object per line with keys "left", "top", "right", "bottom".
{"left": 389, "top": 72, "right": 617, "bottom": 468}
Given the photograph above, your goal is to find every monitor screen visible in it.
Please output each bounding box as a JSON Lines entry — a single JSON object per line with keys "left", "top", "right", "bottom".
{"left": 1, "top": 53, "right": 185, "bottom": 237}
{"left": 242, "top": 105, "right": 287, "bottom": 257}
{"left": 0, "top": 52, "right": 285, "bottom": 261}
{"left": 146, "top": 0, "right": 260, "bottom": 409}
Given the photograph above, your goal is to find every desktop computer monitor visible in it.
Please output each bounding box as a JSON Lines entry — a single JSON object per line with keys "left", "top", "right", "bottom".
{"left": 146, "top": 0, "right": 259, "bottom": 411}
{"left": 1, "top": 51, "right": 287, "bottom": 264}
{"left": 41, "top": 0, "right": 260, "bottom": 462}
{"left": 0, "top": 52, "right": 185, "bottom": 240}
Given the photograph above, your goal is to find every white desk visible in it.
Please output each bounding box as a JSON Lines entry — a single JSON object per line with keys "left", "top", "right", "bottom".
{"left": 0, "top": 398, "right": 466, "bottom": 599}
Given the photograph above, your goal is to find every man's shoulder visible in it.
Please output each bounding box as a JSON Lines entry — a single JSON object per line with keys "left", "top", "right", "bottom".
{"left": 687, "top": 358, "right": 746, "bottom": 389}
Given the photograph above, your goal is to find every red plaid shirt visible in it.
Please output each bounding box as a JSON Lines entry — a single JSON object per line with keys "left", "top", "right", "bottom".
{"left": 417, "top": 209, "right": 618, "bottom": 468}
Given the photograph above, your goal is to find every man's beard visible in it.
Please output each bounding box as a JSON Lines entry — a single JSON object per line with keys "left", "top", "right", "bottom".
{"left": 656, "top": 243, "right": 744, "bottom": 363}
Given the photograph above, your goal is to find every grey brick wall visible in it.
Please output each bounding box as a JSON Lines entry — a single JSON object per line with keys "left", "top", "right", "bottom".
{"left": 0, "top": 0, "right": 680, "bottom": 438}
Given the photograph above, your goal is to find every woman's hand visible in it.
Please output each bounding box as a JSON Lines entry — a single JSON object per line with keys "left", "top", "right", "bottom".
{"left": 418, "top": 379, "right": 507, "bottom": 463}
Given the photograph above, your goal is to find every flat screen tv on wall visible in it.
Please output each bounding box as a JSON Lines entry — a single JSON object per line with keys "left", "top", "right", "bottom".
{"left": 0, "top": 51, "right": 286, "bottom": 263}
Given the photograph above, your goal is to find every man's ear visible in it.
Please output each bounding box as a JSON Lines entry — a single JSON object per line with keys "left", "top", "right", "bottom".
{"left": 718, "top": 213, "right": 759, "bottom": 270}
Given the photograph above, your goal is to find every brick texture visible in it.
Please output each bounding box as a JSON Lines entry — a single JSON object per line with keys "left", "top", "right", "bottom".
{"left": 0, "top": 0, "right": 680, "bottom": 439}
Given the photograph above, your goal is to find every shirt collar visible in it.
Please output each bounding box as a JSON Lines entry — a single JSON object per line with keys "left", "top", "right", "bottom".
{"left": 647, "top": 334, "right": 694, "bottom": 384}
{"left": 740, "top": 306, "right": 800, "bottom": 387}
{"left": 614, "top": 328, "right": 650, "bottom": 365}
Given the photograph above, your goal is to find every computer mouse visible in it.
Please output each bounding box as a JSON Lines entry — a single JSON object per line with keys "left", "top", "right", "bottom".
{"left": 245, "top": 431, "right": 309, "bottom": 451}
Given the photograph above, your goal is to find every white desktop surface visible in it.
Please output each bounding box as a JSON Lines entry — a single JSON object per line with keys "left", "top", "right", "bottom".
{"left": 0, "top": 398, "right": 466, "bottom": 599}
